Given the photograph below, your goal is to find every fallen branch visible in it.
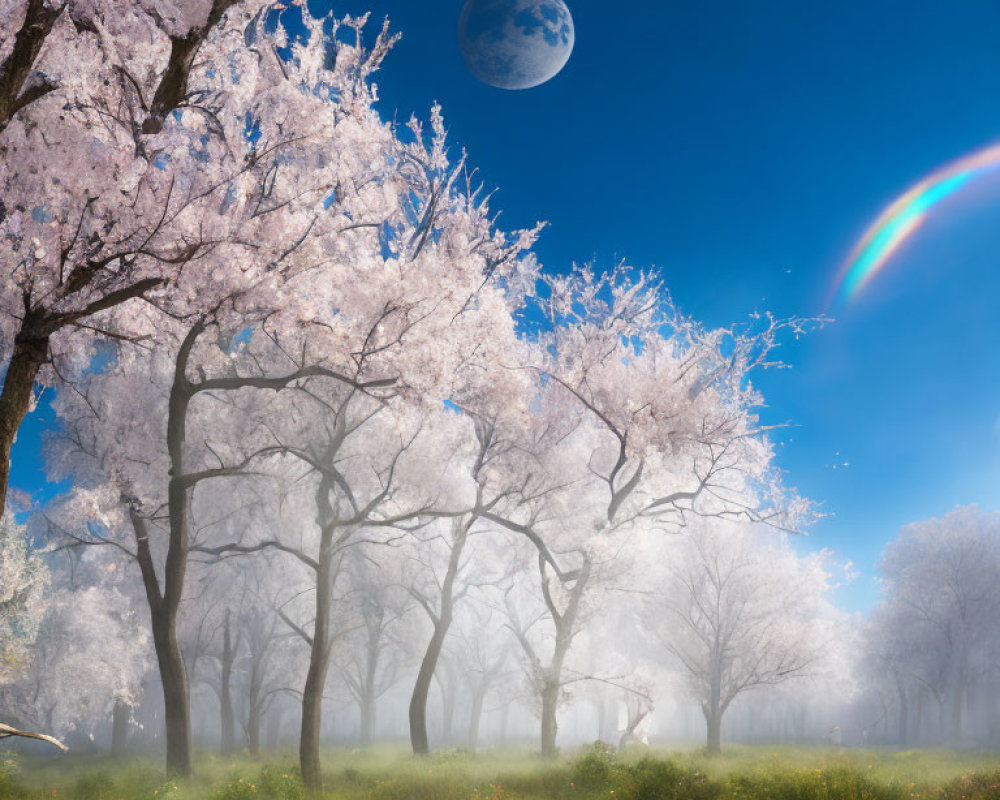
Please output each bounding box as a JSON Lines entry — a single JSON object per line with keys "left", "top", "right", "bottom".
{"left": 0, "top": 723, "right": 69, "bottom": 751}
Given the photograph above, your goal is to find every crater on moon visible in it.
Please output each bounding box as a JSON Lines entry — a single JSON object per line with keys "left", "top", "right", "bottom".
{"left": 458, "top": 0, "right": 575, "bottom": 90}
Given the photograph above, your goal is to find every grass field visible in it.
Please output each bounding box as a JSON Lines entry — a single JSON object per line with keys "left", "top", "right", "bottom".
{"left": 5, "top": 744, "right": 1000, "bottom": 800}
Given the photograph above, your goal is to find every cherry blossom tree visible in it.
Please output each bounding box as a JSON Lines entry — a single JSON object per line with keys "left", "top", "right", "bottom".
{"left": 504, "top": 551, "right": 592, "bottom": 758}
{"left": 0, "top": 513, "right": 75, "bottom": 750}
{"left": 3, "top": 0, "right": 841, "bottom": 775}
{"left": 404, "top": 412, "right": 525, "bottom": 756}
{"left": 447, "top": 590, "right": 514, "bottom": 752}
{"left": 176, "top": 564, "right": 244, "bottom": 755}
{"left": 405, "top": 518, "right": 475, "bottom": 753}
{"left": 6, "top": 583, "right": 149, "bottom": 742}
{"left": 1, "top": 0, "right": 255, "bottom": 518}
{"left": 335, "top": 555, "right": 413, "bottom": 748}
{"left": 0, "top": 515, "right": 46, "bottom": 685}
{"left": 38, "top": 2, "right": 537, "bottom": 781}
{"left": 868, "top": 505, "right": 1000, "bottom": 744}
{"left": 190, "top": 357, "right": 526, "bottom": 782}
{"left": 649, "top": 522, "right": 830, "bottom": 754}
{"left": 3, "top": 0, "right": 543, "bottom": 519}
{"left": 480, "top": 264, "right": 815, "bottom": 756}
{"left": 230, "top": 396, "right": 471, "bottom": 787}
{"left": 237, "top": 592, "right": 298, "bottom": 758}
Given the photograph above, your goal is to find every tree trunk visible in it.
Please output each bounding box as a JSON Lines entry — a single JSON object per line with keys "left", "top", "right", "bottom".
{"left": 530, "top": 555, "right": 589, "bottom": 760}
{"left": 158, "top": 341, "right": 199, "bottom": 778}
{"left": 0, "top": 0, "right": 63, "bottom": 131}
{"left": 299, "top": 648, "right": 328, "bottom": 791}
{"left": 409, "top": 625, "right": 447, "bottom": 755}
{"left": 467, "top": 687, "right": 486, "bottom": 753}
{"left": 247, "top": 706, "right": 261, "bottom": 758}
{"left": 111, "top": 699, "right": 129, "bottom": 757}
{"left": 704, "top": 641, "right": 724, "bottom": 755}
{"left": 705, "top": 708, "right": 722, "bottom": 755}
{"left": 151, "top": 606, "right": 192, "bottom": 777}
{"left": 133, "top": 507, "right": 191, "bottom": 777}
{"left": 125, "top": 326, "right": 205, "bottom": 779}
{"left": 300, "top": 527, "right": 335, "bottom": 793}
{"left": 409, "top": 520, "right": 467, "bottom": 755}
{"left": 220, "top": 611, "right": 237, "bottom": 755}
{"left": 597, "top": 698, "right": 610, "bottom": 743}
{"left": 0, "top": 326, "right": 48, "bottom": 520}
{"left": 540, "top": 680, "right": 560, "bottom": 758}
{"left": 359, "top": 691, "right": 375, "bottom": 748}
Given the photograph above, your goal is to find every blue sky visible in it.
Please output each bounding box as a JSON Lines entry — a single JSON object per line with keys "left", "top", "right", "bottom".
{"left": 13, "top": 0, "right": 1000, "bottom": 611}
{"left": 325, "top": 0, "right": 1000, "bottom": 611}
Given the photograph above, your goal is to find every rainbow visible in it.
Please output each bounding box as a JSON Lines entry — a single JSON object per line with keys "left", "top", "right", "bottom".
{"left": 832, "top": 141, "right": 1000, "bottom": 305}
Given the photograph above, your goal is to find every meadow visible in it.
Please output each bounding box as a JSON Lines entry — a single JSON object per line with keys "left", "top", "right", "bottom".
{"left": 5, "top": 744, "right": 1000, "bottom": 800}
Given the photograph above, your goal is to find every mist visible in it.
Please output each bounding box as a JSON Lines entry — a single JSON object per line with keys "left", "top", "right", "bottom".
{"left": 2, "top": 1, "right": 1000, "bottom": 799}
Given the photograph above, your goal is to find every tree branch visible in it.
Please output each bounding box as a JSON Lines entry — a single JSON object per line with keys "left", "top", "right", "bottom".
{"left": 0, "top": 723, "right": 68, "bottom": 751}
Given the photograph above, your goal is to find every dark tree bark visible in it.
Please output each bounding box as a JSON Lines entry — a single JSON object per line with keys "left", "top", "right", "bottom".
{"left": 409, "top": 518, "right": 470, "bottom": 755}
{"left": 0, "top": 0, "right": 63, "bottom": 132}
{"left": 131, "top": 505, "right": 191, "bottom": 777}
{"left": 0, "top": 0, "right": 240, "bottom": 522}
{"left": 0, "top": 0, "right": 73, "bottom": 517}
{"left": 127, "top": 320, "right": 224, "bottom": 777}
{"left": 132, "top": 538, "right": 189, "bottom": 773}
{"left": 0, "top": 320, "right": 48, "bottom": 521}
{"left": 142, "top": 0, "right": 241, "bottom": 133}
{"left": 0, "top": 0, "right": 242, "bottom": 134}
{"left": 123, "top": 319, "right": 363, "bottom": 778}
{"left": 0, "top": 276, "right": 167, "bottom": 521}
{"left": 409, "top": 625, "right": 447, "bottom": 755}
{"left": 699, "top": 641, "right": 734, "bottom": 755}
{"left": 408, "top": 611, "right": 447, "bottom": 753}
{"left": 158, "top": 325, "right": 201, "bottom": 777}
{"left": 299, "top": 516, "right": 335, "bottom": 792}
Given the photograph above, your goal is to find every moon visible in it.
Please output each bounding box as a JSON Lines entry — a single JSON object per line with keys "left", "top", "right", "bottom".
{"left": 457, "top": 0, "right": 575, "bottom": 90}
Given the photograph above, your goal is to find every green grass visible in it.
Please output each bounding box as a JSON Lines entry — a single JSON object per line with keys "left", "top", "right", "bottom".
{"left": 4, "top": 744, "right": 1000, "bottom": 800}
